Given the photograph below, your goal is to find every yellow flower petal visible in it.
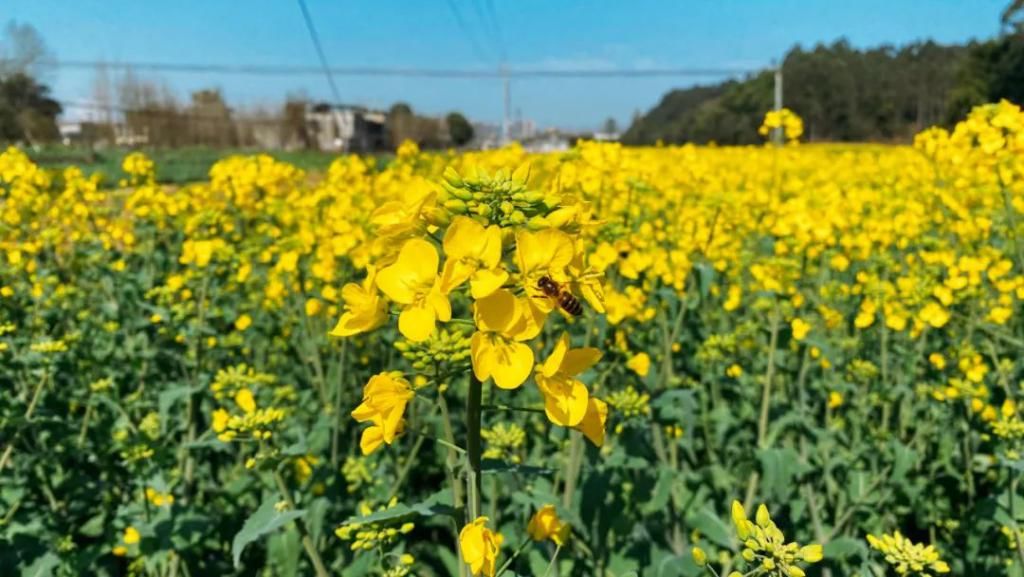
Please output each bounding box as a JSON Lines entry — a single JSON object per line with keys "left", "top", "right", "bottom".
{"left": 235, "top": 388, "right": 256, "bottom": 414}
{"left": 575, "top": 397, "right": 608, "bottom": 446}
{"left": 398, "top": 303, "right": 436, "bottom": 342}
{"left": 538, "top": 375, "right": 590, "bottom": 426}
{"left": 360, "top": 426, "right": 385, "bottom": 455}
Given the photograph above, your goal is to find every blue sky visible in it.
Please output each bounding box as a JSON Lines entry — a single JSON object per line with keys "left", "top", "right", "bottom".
{"left": 5, "top": 0, "right": 1010, "bottom": 130}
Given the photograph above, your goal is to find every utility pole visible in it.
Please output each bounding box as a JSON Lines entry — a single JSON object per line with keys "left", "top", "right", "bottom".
{"left": 501, "top": 65, "right": 511, "bottom": 145}
{"left": 773, "top": 59, "right": 784, "bottom": 145}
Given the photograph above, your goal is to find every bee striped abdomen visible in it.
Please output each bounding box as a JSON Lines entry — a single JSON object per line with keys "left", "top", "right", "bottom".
{"left": 558, "top": 292, "right": 583, "bottom": 316}
{"left": 537, "top": 275, "right": 584, "bottom": 316}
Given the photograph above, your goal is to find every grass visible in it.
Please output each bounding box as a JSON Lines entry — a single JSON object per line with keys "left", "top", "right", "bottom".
{"left": 25, "top": 146, "right": 346, "bottom": 184}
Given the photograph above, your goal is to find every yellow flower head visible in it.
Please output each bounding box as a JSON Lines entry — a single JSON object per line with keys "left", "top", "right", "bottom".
{"left": 470, "top": 289, "right": 540, "bottom": 390}
{"left": 535, "top": 332, "right": 602, "bottom": 427}
{"left": 790, "top": 318, "right": 811, "bottom": 341}
{"left": 234, "top": 314, "right": 253, "bottom": 332}
{"left": 867, "top": 531, "right": 950, "bottom": 575}
{"left": 527, "top": 504, "right": 570, "bottom": 545}
{"left": 441, "top": 216, "right": 508, "bottom": 299}
{"left": 516, "top": 229, "right": 575, "bottom": 314}
{"left": 351, "top": 372, "right": 414, "bottom": 454}
{"left": 376, "top": 239, "right": 451, "bottom": 342}
{"left": 460, "top": 516, "right": 503, "bottom": 577}
{"left": 331, "top": 266, "right": 389, "bottom": 337}
{"left": 626, "top": 352, "right": 651, "bottom": 377}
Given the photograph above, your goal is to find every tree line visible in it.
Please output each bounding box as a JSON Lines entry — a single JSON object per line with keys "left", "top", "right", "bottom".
{"left": 623, "top": 5, "right": 1024, "bottom": 145}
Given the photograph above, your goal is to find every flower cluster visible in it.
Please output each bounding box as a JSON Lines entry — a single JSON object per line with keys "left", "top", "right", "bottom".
{"left": 866, "top": 531, "right": 950, "bottom": 576}
{"left": 728, "top": 501, "right": 823, "bottom": 577}
{"left": 759, "top": 108, "right": 804, "bottom": 143}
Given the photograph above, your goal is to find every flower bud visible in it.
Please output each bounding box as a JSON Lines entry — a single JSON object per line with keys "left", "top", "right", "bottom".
{"left": 691, "top": 547, "right": 707, "bottom": 567}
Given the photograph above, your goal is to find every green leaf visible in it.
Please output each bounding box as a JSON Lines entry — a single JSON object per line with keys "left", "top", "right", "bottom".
{"left": 695, "top": 262, "right": 715, "bottom": 298}
{"left": 758, "top": 447, "right": 807, "bottom": 501}
{"left": 688, "top": 507, "right": 732, "bottom": 548}
{"left": 606, "top": 551, "right": 640, "bottom": 577}
{"left": 339, "top": 553, "right": 375, "bottom": 576}
{"left": 890, "top": 441, "right": 918, "bottom": 482}
{"left": 79, "top": 513, "right": 105, "bottom": 537}
{"left": 343, "top": 489, "right": 456, "bottom": 525}
{"left": 824, "top": 537, "right": 865, "bottom": 560}
{"left": 482, "top": 459, "right": 554, "bottom": 476}
{"left": 232, "top": 498, "right": 306, "bottom": 568}
{"left": 642, "top": 467, "right": 675, "bottom": 515}
{"left": 158, "top": 384, "right": 201, "bottom": 434}
{"left": 267, "top": 527, "right": 301, "bottom": 577}
{"left": 21, "top": 552, "right": 60, "bottom": 577}
{"left": 438, "top": 545, "right": 462, "bottom": 577}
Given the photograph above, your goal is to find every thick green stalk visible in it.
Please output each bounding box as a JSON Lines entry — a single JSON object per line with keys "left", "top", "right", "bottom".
{"left": 561, "top": 433, "right": 584, "bottom": 509}
{"left": 466, "top": 375, "right": 483, "bottom": 521}
{"left": 438, "top": 392, "right": 467, "bottom": 577}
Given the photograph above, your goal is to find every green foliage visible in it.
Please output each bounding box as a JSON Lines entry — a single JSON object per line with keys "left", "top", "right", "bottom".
{"left": 623, "top": 40, "right": 967, "bottom": 145}
{"left": 446, "top": 112, "right": 475, "bottom": 147}
{"left": 0, "top": 72, "right": 60, "bottom": 144}
{"left": 232, "top": 498, "right": 306, "bottom": 567}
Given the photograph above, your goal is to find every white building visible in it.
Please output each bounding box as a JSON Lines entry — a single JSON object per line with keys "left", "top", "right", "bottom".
{"left": 306, "top": 105, "right": 387, "bottom": 152}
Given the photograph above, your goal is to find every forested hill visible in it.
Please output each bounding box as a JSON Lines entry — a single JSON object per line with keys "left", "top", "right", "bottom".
{"left": 622, "top": 36, "right": 1024, "bottom": 145}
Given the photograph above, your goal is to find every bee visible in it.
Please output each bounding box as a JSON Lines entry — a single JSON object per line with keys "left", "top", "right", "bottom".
{"left": 537, "top": 275, "right": 583, "bottom": 316}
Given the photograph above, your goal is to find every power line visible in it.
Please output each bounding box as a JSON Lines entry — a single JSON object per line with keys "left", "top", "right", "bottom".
{"left": 445, "top": 0, "right": 495, "bottom": 65}
{"left": 34, "top": 59, "right": 758, "bottom": 78}
{"left": 471, "top": 0, "right": 505, "bottom": 64}
{"left": 483, "top": 0, "right": 508, "bottom": 63}
{"left": 296, "top": 0, "right": 342, "bottom": 105}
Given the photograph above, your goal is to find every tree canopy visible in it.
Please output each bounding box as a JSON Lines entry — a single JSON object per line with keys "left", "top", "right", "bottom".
{"left": 623, "top": 39, "right": 973, "bottom": 145}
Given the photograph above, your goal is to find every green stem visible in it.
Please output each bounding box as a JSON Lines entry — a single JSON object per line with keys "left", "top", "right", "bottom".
{"left": 0, "top": 370, "right": 50, "bottom": 473}
{"left": 182, "top": 272, "right": 209, "bottom": 503}
{"left": 745, "top": 309, "right": 780, "bottom": 507}
{"left": 386, "top": 433, "right": 428, "bottom": 502}
{"left": 562, "top": 433, "right": 583, "bottom": 509}
{"left": 438, "top": 391, "right": 468, "bottom": 577}
{"left": 542, "top": 544, "right": 563, "bottom": 577}
{"left": 273, "top": 470, "right": 329, "bottom": 577}
{"left": 495, "top": 538, "right": 532, "bottom": 577}
{"left": 466, "top": 375, "right": 483, "bottom": 521}
{"left": 77, "top": 401, "right": 94, "bottom": 448}
{"left": 1011, "top": 474, "right": 1024, "bottom": 571}
{"left": 330, "top": 338, "right": 348, "bottom": 466}
{"left": 757, "top": 311, "right": 781, "bottom": 447}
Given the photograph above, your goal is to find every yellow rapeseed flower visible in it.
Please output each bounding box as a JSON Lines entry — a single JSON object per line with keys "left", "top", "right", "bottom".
{"left": 527, "top": 504, "right": 570, "bottom": 545}
{"left": 535, "top": 332, "right": 602, "bottom": 427}
{"left": 330, "top": 266, "right": 389, "bottom": 337}
{"left": 470, "top": 289, "right": 539, "bottom": 389}
{"left": 460, "top": 517, "right": 503, "bottom": 577}
{"left": 376, "top": 239, "right": 451, "bottom": 342}
{"left": 440, "top": 216, "right": 508, "bottom": 299}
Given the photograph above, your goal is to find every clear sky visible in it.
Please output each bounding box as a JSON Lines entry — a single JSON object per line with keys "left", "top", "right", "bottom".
{"left": 4, "top": 0, "right": 1010, "bottom": 130}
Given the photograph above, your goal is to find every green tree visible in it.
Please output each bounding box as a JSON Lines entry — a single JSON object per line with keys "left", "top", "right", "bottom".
{"left": 0, "top": 72, "right": 61, "bottom": 144}
{"left": 446, "top": 112, "right": 474, "bottom": 146}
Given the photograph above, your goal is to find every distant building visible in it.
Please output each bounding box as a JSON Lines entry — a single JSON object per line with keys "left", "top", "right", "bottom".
{"left": 114, "top": 124, "right": 149, "bottom": 147}
{"left": 58, "top": 121, "right": 131, "bottom": 148}
{"left": 306, "top": 104, "right": 387, "bottom": 152}
{"left": 592, "top": 131, "right": 620, "bottom": 142}
{"left": 521, "top": 129, "right": 572, "bottom": 153}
